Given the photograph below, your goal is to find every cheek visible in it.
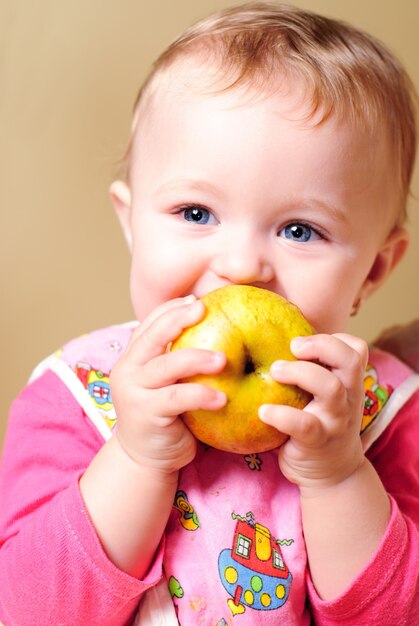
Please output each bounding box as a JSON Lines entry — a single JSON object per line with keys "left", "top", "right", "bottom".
{"left": 308, "top": 302, "right": 353, "bottom": 334}
{"left": 128, "top": 241, "right": 205, "bottom": 321}
{"left": 129, "top": 250, "right": 174, "bottom": 320}
{"left": 284, "top": 273, "right": 357, "bottom": 334}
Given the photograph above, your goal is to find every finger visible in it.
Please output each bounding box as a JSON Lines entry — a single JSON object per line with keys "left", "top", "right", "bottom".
{"left": 130, "top": 295, "right": 198, "bottom": 343}
{"left": 259, "top": 404, "right": 325, "bottom": 446}
{"left": 141, "top": 349, "right": 226, "bottom": 389}
{"left": 271, "top": 359, "right": 344, "bottom": 403}
{"left": 127, "top": 299, "right": 205, "bottom": 365}
{"left": 290, "top": 333, "right": 367, "bottom": 389}
{"left": 150, "top": 382, "right": 227, "bottom": 417}
{"left": 332, "top": 333, "right": 369, "bottom": 369}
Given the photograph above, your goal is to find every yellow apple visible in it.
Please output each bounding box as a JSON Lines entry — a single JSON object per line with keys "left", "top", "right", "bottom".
{"left": 171, "top": 285, "right": 315, "bottom": 454}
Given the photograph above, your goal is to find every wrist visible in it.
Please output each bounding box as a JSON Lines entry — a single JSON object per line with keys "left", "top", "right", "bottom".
{"left": 112, "top": 433, "right": 180, "bottom": 486}
{"left": 299, "top": 454, "right": 367, "bottom": 501}
{"left": 299, "top": 457, "right": 390, "bottom": 526}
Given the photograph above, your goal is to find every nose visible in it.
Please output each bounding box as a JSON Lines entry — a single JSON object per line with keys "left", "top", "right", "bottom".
{"left": 210, "top": 231, "right": 275, "bottom": 285}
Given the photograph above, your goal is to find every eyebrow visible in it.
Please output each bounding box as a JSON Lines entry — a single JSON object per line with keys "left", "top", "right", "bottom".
{"left": 152, "top": 179, "right": 226, "bottom": 199}
{"left": 298, "top": 198, "right": 348, "bottom": 223}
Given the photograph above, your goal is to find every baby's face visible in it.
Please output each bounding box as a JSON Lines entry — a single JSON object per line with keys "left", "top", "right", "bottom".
{"left": 114, "top": 77, "right": 405, "bottom": 333}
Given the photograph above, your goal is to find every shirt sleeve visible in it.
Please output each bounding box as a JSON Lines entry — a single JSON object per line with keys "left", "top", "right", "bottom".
{"left": 307, "top": 390, "right": 419, "bottom": 625}
{"left": 0, "top": 370, "right": 164, "bottom": 626}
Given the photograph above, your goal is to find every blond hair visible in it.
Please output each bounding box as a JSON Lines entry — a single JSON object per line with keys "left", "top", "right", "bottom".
{"left": 125, "top": 2, "right": 417, "bottom": 221}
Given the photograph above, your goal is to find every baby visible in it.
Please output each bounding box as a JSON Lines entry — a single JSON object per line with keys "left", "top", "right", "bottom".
{"left": 1, "top": 3, "right": 418, "bottom": 625}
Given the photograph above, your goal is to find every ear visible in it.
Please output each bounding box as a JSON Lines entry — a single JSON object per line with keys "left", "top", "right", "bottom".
{"left": 360, "top": 226, "right": 409, "bottom": 301}
{"left": 110, "top": 180, "right": 132, "bottom": 250}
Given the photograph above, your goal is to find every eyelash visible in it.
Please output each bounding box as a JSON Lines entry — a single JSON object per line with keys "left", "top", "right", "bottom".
{"left": 278, "top": 222, "right": 325, "bottom": 243}
{"left": 177, "top": 204, "right": 217, "bottom": 225}
{"left": 176, "top": 205, "right": 325, "bottom": 242}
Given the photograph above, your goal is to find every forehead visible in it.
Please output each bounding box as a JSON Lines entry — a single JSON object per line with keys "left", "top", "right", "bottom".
{"left": 133, "top": 54, "right": 393, "bottom": 159}
{"left": 132, "top": 62, "right": 323, "bottom": 172}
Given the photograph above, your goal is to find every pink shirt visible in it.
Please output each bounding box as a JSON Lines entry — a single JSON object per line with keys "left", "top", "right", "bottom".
{"left": 0, "top": 324, "right": 418, "bottom": 625}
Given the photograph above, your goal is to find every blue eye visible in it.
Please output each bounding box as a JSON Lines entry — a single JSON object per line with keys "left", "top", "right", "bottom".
{"left": 182, "top": 206, "right": 216, "bottom": 225}
{"left": 279, "top": 223, "right": 321, "bottom": 243}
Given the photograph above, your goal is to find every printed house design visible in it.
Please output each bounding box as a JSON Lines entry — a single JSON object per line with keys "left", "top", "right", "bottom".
{"left": 218, "top": 513, "right": 292, "bottom": 615}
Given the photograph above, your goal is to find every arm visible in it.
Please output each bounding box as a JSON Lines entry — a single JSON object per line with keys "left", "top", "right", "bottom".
{"left": 308, "top": 390, "right": 419, "bottom": 625}
{"left": 0, "top": 372, "right": 159, "bottom": 626}
{"left": 79, "top": 295, "right": 226, "bottom": 579}
{"left": 259, "top": 334, "right": 419, "bottom": 620}
{"left": 300, "top": 457, "right": 390, "bottom": 597}
{"left": 260, "top": 333, "right": 390, "bottom": 597}
{"left": 0, "top": 297, "right": 226, "bottom": 625}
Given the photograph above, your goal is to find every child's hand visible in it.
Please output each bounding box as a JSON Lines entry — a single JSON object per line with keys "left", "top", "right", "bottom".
{"left": 259, "top": 333, "right": 368, "bottom": 492}
{"left": 110, "top": 296, "right": 226, "bottom": 474}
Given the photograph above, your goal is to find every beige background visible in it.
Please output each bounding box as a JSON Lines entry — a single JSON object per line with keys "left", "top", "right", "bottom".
{"left": 1, "top": 0, "right": 418, "bottom": 449}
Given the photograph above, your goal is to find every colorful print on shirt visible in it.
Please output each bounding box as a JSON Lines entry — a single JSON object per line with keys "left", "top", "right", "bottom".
{"left": 68, "top": 356, "right": 393, "bottom": 440}
{"left": 218, "top": 511, "right": 293, "bottom": 615}
{"left": 361, "top": 364, "right": 393, "bottom": 433}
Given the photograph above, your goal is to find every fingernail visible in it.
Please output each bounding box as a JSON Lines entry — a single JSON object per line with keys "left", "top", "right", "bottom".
{"left": 271, "top": 360, "right": 286, "bottom": 376}
{"left": 210, "top": 351, "right": 225, "bottom": 365}
{"left": 187, "top": 299, "right": 204, "bottom": 313}
{"left": 290, "top": 336, "right": 308, "bottom": 352}
{"left": 258, "top": 405, "right": 269, "bottom": 421}
{"left": 184, "top": 294, "right": 197, "bottom": 304}
{"left": 211, "top": 390, "right": 227, "bottom": 407}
